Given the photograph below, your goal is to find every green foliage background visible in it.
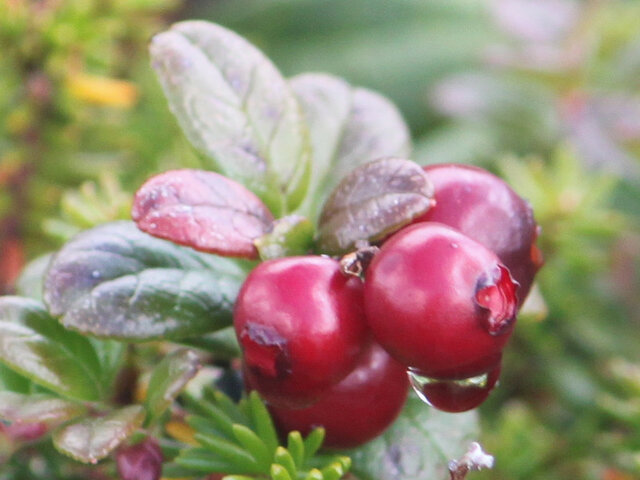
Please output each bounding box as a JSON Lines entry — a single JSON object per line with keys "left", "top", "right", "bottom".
{"left": 1, "top": 0, "right": 640, "bottom": 479}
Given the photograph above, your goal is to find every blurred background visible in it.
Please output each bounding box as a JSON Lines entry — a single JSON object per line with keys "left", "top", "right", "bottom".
{"left": 1, "top": 0, "right": 639, "bottom": 479}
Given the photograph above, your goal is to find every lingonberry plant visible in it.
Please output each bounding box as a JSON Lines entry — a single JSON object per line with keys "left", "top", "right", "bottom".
{"left": 0, "top": 19, "right": 541, "bottom": 480}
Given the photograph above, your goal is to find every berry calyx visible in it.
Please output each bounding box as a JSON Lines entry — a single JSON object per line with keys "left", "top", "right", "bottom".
{"left": 364, "top": 223, "right": 518, "bottom": 379}
{"left": 234, "top": 256, "right": 368, "bottom": 408}
{"left": 266, "top": 342, "right": 409, "bottom": 449}
{"left": 116, "top": 437, "right": 163, "bottom": 480}
{"left": 415, "top": 164, "right": 542, "bottom": 304}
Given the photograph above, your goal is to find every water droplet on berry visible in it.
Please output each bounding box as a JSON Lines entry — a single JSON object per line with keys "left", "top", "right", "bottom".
{"left": 408, "top": 365, "right": 501, "bottom": 412}
{"left": 475, "top": 265, "right": 518, "bottom": 336}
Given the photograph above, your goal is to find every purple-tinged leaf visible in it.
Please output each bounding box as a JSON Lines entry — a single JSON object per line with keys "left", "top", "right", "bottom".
{"left": 52, "top": 405, "right": 145, "bottom": 464}
{"left": 132, "top": 169, "right": 274, "bottom": 259}
{"left": 0, "top": 392, "right": 85, "bottom": 425}
{"left": 317, "top": 158, "right": 434, "bottom": 255}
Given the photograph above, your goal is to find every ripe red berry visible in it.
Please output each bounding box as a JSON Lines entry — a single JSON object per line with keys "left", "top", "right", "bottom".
{"left": 410, "top": 362, "right": 502, "bottom": 413}
{"left": 116, "top": 437, "right": 163, "bottom": 480}
{"left": 364, "top": 223, "right": 518, "bottom": 379}
{"left": 234, "top": 256, "right": 368, "bottom": 408}
{"left": 266, "top": 342, "right": 409, "bottom": 449}
{"left": 415, "top": 164, "right": 542, "bottom": 304}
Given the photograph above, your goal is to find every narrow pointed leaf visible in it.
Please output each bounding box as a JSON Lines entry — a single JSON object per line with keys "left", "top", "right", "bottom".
{"left": 287, "top": 431, "right": 305, "bottom": 469}
{"left": 187, "top": 415, "right": 231, "bottom": 441}
{"left": 44, "top": 221, "right": 246, "bottom": 341}
{"left": 271, "top": 464, "right": 293, "bottom": 480}
{"left": 304, "top": 469, "right": 323, "bottom": 480}
{"left": 146, "top": 349, "right": 201, "bottom": 421}
{"left": 317, "top": 158, "right": 435, "bottom": 255}
{"left": 150, "top": 20, "right": 312, "bottom": 215}
{"left": 0, "top": 297, "right": 103, "bottom": 401}
{"left": 132, "top": 169, "right": 274, "bottom": 259}
{"left": 347, "top": 396, "right": 479, "bottom": 480}
{"left": 303, "top": 428, "right": 325, "bottom": 461}
{"left": 232, "top": 423, "right": 272, "bottom": 469}
{"left": 274, "top": 446, "right": 297, "bottom": 479}
{"left": 248, "top": 390, "right": 279, "bottom": 453}
{"left": 177, "top": 448, "right": 249, "bottom": 474}
{"left": 194, "top": 433, "right": 261, "bottom": 471}
{"left": 53, "top": 405, "right": 145, "bottom": 464}
{"left": 291, "top": 73, "right": 411, "bottom": 217}
{"left": 0, "top": 392, "right": 85, "bottom": 424}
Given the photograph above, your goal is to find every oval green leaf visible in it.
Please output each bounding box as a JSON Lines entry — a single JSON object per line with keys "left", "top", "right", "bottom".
{"left": 146, "top": 349, "right": 201, "bottom": 421}
{"left": 317, "top": 158, "right": 434, "bottom": 255}
{"left": 0, "top": 296, "right": 104, "bottom": 402}
{"left": 132, "top": 169, "right": 275, "bottom": 259}
{"left": 347, "top": 396, "right": 479, "bottom": 480}
{"left": 290, "top": 73, "right": 411, "bottom": 218}
{"left": 53, "top": 405, "right": 145, "bottom": 464}
{"left": 43, "top": 221, "right": 246, "bottom": 341}
{"left": 150, "top": 21, "right": 311, "bottom": 215}
{"left": 0, "top": 392, "right": 85, "bottom": 424}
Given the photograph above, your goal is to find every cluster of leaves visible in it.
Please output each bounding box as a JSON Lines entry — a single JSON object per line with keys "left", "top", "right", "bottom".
{"left": 191, "top": 0, "right": 640, "bottom": 478}
{"left": 0, "top": 13, "right": 482, "bottom": 480}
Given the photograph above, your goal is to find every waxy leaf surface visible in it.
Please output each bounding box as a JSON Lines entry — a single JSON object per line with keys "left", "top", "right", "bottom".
{"left": 44, "top": 221, "right": 246, "bottom": 341}
{"left": 132, "top": 169, "right": 274, "bottom": 259}
{"left": 290, "top": 73, "right": 411, "bottom": 217}
{"left": 0, "top": 392, "right": 85, "bottom": 424}
{"left": 348, "top": 396, "right": 479, "bottom": 480}
{"left": 150, "top": 21, "right": 311, "bottom": 215}
{"left": 0, "top": 297, "right": 104, "bottom": 402}
{"left": 53, "top": 405, "right": 145, "bottom": 464}
{"left": 317, "top": 158, "right": 434, "bottom": 254}
{"left": 146, "top": 348, "right": 201, "bottom": 421}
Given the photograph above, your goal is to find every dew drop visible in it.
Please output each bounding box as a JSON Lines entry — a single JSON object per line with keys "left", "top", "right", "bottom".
{"left": 91, "top": 270, "right": 101, "bottom": 279}
{"left": 408, "top": 365, "right": 500, "bottom": 413}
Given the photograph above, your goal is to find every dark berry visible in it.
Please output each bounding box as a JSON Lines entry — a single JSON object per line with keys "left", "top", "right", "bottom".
{"left": 364, "top": 223, "right": 518, "bottom": 379}
{"left": 234, "top": 256, "right": 368, "bottom": 408}
{"left": 415, "top": 164, "right": 542, "bottom": 304}
{"left": 266, "top": 342, "right": 409, "bottom": 449}
{"left": 116, "top": 437, "right": 163, "bottom": 480}
{"left": 409, "top": 361, "right": 502, "bottom": 413}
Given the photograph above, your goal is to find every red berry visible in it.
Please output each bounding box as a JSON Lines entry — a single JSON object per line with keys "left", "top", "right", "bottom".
{"left": 266, "top": 342, "right": 409, "bottom": 449}
{"left": 415, "top": 164, "right": 542, "bottom": 304}
{"left": 116, "top": 437, "right": 163, "bottom": 480}
{"left": 409, "top": 362, "right": 501, "bottom": 413}
{"left": 234, "top": 256, "right": 368, "bottom": 408}
{"left": 364, "top": 223, "right": 518, "bottom": 379}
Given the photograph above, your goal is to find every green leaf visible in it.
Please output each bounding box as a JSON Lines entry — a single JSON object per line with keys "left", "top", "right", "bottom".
{"left": 0, "top": 362, "right": 31, "bottom": 393}
{"left": 317, "top": 158, "right": 435, "bottom": 255}
{"left": 132, "top": 169, "right": 275, "bottom": 259}
{"left": 0, "top": 392, "right": 85, "bottom": 424}
{"left": 303, "top": 428, "right": 325, "bottom": 462}
{"left": 248, "top": 390, "right": 279, "bottom": 453}
{"left": 291, "top": 73, "right": 411, "bottom": 218}
{"left": 43, "top": 221, "right": 246, "bottom": 341}
{"left": 52, "top": 405, "right": 145, "bottom": 464}
{"left": 179, "top": 327, "right": 241, "bottom": 359}
{"left": 195, "top": 433, "right": 262, "bottom": 473}
{"left": 150, "top": 20, "right": 312, "bottom": 216}
{"left": 232, "top": 423, "right": 272, "bottom": 470}
{"left": 176, "top": 447, "right": 241, "bottom": 473}
{"left": 271, "top": 464, "right": 293, "bottom": 480}
{"left": 255, "top": 215, "right": 315, "bottom": 260}
{"left": 15, "top": 253, "right": 54, "bottom": 302}
{"left": 274, "top": 446, "right": 297, "bottom": 479}
{"left": 146, "top": 349, "right": 201, "bottom": 421}
{"left": 0, "top": 296, "right": 104, "bottom": 402}
{"left": 347, "top": 396, "right": 479, "bottom": 480}
{"left": 286, "top": 431, "right": 305, "bottom": 470}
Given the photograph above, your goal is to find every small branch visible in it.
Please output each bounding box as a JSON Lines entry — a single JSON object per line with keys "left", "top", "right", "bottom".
{"left": 448, "top": 442, "right": 494, "bottom": 480}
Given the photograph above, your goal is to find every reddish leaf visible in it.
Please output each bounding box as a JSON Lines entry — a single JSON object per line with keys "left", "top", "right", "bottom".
{"left": 132, "top": 169, "right": 274, "bottom": 258}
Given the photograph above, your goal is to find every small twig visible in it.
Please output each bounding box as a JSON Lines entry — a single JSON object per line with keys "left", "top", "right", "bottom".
{"left": 448, "top": 442, "right": 494, "bottom": 480}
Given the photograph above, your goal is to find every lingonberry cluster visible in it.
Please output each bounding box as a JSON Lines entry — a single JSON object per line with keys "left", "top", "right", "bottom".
{"left": 233, "top": 162, "right": 542, "bottom": 447}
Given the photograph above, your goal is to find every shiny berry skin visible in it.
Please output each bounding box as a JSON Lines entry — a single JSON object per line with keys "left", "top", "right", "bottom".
{"left": 116, "top": 437, "right": 163, "bottom": 480}
{"left": 364, "top": 223, "right": 518, "bottom": 379}
{"left": 266, "top": 342, "right": 409, "bottom": 449}
{"left": 415, "top": 164, "right": 542, "bottom": 304}
{"left": 410, "top": 362, "right": 501, "bottom": 413}
{"left": 234, "top": 256, "right": 368, "bottom": 408}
